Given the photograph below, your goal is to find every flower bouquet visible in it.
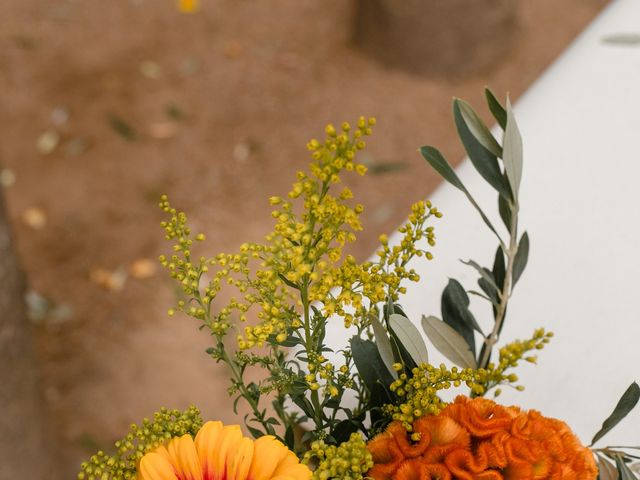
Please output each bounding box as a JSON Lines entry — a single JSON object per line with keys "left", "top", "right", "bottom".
{"left": 79, "top": 90, "right": 639, "bottom": 480}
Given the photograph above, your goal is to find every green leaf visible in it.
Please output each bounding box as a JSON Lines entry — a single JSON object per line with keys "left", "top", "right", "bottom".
{"left": 492, "top": 246, "right": 506, "bottom": 291}
{"left": 350, "top": 337, "right": 396, "bottom": 393}
{"left": 455, "top": 98, "right": 502, "bottom": 156}
{"left": 513, "top": 232, "right": 530, "bottom": 286}
{"left": 421, "top": 315, "right": 477, "bottom": 368}
{"left": 503, "top": 98, "right": 524, "bottom": 198}
{"left": 597, "top": 455, "right": 618, "bottom": 480}
{"left": 591, "top": 382, "right": 640, "bottom": 446}
{"left": 420, "top": 146, "right": 503, "bottom": 242}
{"left": 485, "top": 87, "right": 507, "bottom": 130}
{"left": 498, "top": 193, "right": 512, "bottom": 229}
{"left": 419, "top": 145, "right": 466, "bottom": 192}
{"left": 454, "top": 100, "right": 510, "bottom": 200}
{"left": 369, "top": 314, "right": 398, "bottom": 378}
{"left": 441, "top": 279, "right": 482, "bottom": 353}
{"left": 461, "top": 259, "right": 501, "bottom": 295}
{"left": 614, "top": 455, "right": 637, "bottom": 480}
{"left": 389, "top": 314, "right": 429, "bottom": 366}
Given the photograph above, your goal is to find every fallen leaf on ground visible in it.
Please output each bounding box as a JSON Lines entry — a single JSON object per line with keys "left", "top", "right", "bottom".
{"left": 130, "top": 258, "right": 157, "bottom": 279}
{"left": 22, "top": 207, "right": 47, "bottom": 230}
{"left": 139, "top": 60, "right": 161, "bottom": 79}
{"left": 0, "top": 168, "right": 16, "bottom": 187}
{"left": 90, "top": 267, "right": 127, "bottom": 291}
{"left": 36, "top": 130, "right": 60, "bottom": 154}
{"left": 223, "top": 40, "right": 244, "bottom": 59}
{"left": 149, "top": 122, "right": 177, "bottom": 139}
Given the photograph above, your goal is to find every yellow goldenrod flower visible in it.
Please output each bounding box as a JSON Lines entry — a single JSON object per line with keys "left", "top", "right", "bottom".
{"left": 177, "top": 0, "right": 199, "bottom": 13}
{"left": 139, "top": 421, "right": 311, "bottom": 480}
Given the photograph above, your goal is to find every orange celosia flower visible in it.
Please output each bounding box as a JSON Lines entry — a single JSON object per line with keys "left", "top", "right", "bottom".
{"left": 139, "top": 421, "right": 311, "bottom": 480}
{"left": 367, "top": 396, "right": 597, "bottom": 480}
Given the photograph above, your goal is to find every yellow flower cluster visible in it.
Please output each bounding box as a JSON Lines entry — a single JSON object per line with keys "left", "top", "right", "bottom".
{"left": 78, "top": 406, "right": 202, "bottom": 480}
{"left": 375, "top": 200, "right": 441, "bottom": 301}
{"left": 160, "top": 117, "right": 441, "bottom": 355}
{"left": 384, "top": 363, "right": 483, "bottom": 429}
{"left": 477, "top": 328, "right": 553, "bottom": 396}
{"left": 304, "top": 353, "right": 354, "bottom": 397}
{"left": 303, "top": 433, "right": 374, "bottom": 480}
{"left": 383, "top": 329, "right": 553, "bottom": 429}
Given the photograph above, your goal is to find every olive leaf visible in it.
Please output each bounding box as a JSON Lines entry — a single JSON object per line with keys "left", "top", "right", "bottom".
{"left": 503, "top": 98, "right": 524, "bottom": 198}
{"left": 591, "top": 382, "right": 640, "bottom": 446}
{"left": 597, "top": 455, "right": 618, "bottom": 480}
{"left": 369, "top": 314, "right": 397, "bottom": 378}
{"left": 389, "top": 314, "right": 429, "bottom": 366}
{"left": 454, "top": 98, "right": 502, "bottom": 157}
{"left": 453, "top": 100, "right": 510, "bottom": 201}
{"left": 513, "top": 232, "right": 530, "bottom": 286}
{"left": 441, "top": 279, "right": 482, "bottom": 353}
{"left": 350, "top": 337, "right": 396, "bottom": 394}
{"left": 614, "top": 455, "right": 638, "bottom": 480}
{"left": 420, "top": 146, "right": 503, "bottom": 242}
{"left": 421, "top": 315, "right": 477, "bottom": 369}
{"left": 485, "top": 87, "right": 507, "bottom": 129}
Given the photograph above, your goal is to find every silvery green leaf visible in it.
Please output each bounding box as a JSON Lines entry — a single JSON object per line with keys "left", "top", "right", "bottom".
{"left": 498, "top": 193, "right": 512, "bottom": 229}
{"left": 597, "top": 455, "right": 618, "bottom": 480}
{"left": 419, "top": 145, "right": 466, "bottom": 191}
{"left": 369, "top": 314, "right": 397, "bottom": 378}
{"left": 485, "top": 87, "right": 507, "bottom": 129}
{"left": 454, "top": 100, "right": 510, "bottom": 200}
{"left": 602, "top": 33, "right": 640, "bottom": 46}
{"left": 350, "top": 337, "right": 396, "bottom": 393}
{"left": 389, "top": 313, "right": 429, "bottom": 366}
{"left": 461, "top": 259, "right": 501, "bottom": 295}
{"left": 441, "top": 279, "right": 482, "bottom": 353}
{"left": 455, "top": 98, "right": 502, "bottom": 157}
{"left": 591, "top": 382, "right": 640, "bottom": 446}
{"left": 420, "top": 145, "right": 503, "bottom": 243}
{"left": 513, "top": 232, "right": 530, "bottom": 286}
{"left": 421, "top": 315, "right": 477, "bottom": 369}
{"left": 503, "top": 98, "right": 523, "bottom": 198}
{"left": 614, "top": 455, "right": 638, "bottom": 480}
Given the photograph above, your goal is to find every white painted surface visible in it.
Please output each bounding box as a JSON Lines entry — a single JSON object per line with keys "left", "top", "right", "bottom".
{"left": 326, "top": 0, "right": 640, "bottom": 444}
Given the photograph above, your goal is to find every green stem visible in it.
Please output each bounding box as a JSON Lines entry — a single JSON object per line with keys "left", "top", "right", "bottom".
{"left": 479, "top": 200, "right": 519, "bottom": 369}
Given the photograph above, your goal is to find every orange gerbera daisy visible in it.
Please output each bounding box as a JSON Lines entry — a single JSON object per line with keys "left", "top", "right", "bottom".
{"left": 139, "top": 421, "right": 311, "bottom": 480}
{"left": 367, "top": 396, "right": 597, "bottom": 480}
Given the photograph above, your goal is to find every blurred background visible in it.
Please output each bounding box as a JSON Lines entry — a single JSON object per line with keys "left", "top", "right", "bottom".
{"left": 0, "top": 0, "right": 609, "bottom": 478}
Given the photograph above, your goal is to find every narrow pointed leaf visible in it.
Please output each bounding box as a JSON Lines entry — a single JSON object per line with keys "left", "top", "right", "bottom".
{"left": 369, "top": 314, "right": 398, "bottom": 378}
{"left": 421, "top": 146, "right": 503, "bottom": 243}
{"left": 455, "top": 98, "right": 502, "bottom": 156}
{"left": 498, "top": 193, "right": 513, "bottom": 229}
{"left": 513, "top": 232, "right": 530, "bottom": 286}
{"left": 503, "top": 98, "right": 524, "bottom": 197}
{"left": 493, "top": 246, "right": 506, "bottom": 291}
{"left": 441, "top": 279, "right": 482, "bottom": 353}
{"left": 421, "top": 315, "right": 477, "bottom": 368}
{"left": 485, "top": 87, "right": 507, "bottom": 129}
{"left": 350, "top": 337, "right": 396, "bottom": 393}
{"left": 591, "top": 382, "right": 640, "bottom": 446}
{"left": 461, "top": 259, "right": 501, "bottom": 295}
{"left": 597, "top": 455, "right": 618, "bottom": 480}
{"left": 454, "top": 100, "right": 510, "bottom": 199}
{"left": 419, "top": 146, "right": 466, "bottom": 191}
{"left": 614, "top": 455, "right": 637, "bottom": 480}
{"left": 389, "top": 314, "right": 429, "bottom": 366}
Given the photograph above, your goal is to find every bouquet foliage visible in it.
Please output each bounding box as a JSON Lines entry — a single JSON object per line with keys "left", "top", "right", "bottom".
{"left": 79, "top": 90, "right": 639, "bottom": 480}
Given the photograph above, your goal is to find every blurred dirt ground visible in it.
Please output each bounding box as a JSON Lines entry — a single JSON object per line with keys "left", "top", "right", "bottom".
{"left": 0, "top": 0, "right": 608, "bottom": 476}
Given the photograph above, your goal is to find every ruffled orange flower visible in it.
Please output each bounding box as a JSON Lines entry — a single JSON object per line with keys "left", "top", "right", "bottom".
{"left": 367, "top": 396, "right": 597, "bottom": 480}
{"left": 139, "top": 421, "right": 311, "bottom": 480}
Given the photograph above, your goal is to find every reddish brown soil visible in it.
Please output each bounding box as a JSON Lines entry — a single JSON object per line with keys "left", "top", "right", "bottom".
{"left": 0, "top": 0, "right": 608, "bottom": 477}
